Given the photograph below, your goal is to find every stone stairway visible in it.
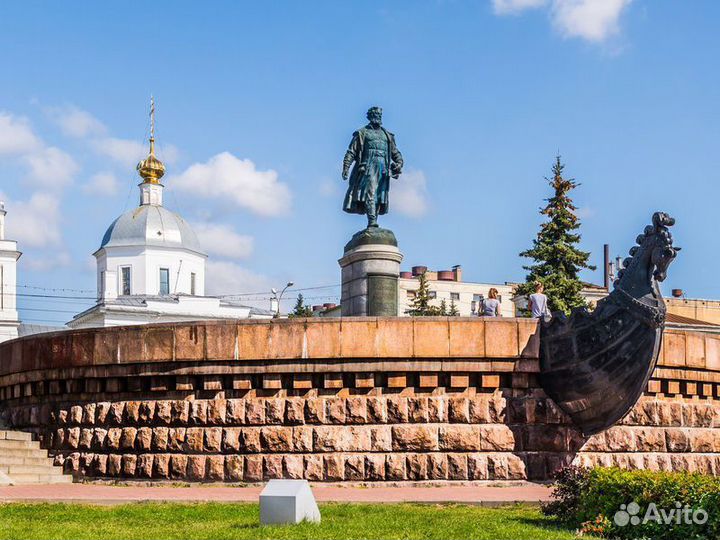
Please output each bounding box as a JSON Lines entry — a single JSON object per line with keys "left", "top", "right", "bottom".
{"left": 0, "top": 430, "right": 73, "bottom": 485}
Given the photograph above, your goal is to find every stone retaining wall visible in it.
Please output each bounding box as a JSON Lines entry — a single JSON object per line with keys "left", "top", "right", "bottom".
{"left": 0, "top": 318, "right": 719, "bottom": 482}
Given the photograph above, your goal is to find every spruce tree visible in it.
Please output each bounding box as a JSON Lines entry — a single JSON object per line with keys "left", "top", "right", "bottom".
{"left": 449, "top": 298, "right": 460, "bottom": 316}
{"left": 407, "top": 273, "right": 440, "bottom": 316}
{"left": 289, "top": 293, "right": 313, "bottom": 318}
{"left": 517, "top": 155, "right": 596, "bottom": 315}
{"left": 439, "top": 299, "right": 448, "bottom": 316}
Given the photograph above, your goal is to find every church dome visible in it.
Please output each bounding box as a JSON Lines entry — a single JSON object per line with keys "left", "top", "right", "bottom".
{"left": 99, "top": 205, "right": 205, "bottom": 255}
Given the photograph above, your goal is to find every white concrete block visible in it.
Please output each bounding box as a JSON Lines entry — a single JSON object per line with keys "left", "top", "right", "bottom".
{"left": 259, "top": 479, "right": 321, "bottom": 525}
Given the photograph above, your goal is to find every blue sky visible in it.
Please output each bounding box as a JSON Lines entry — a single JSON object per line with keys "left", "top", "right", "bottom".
{"left": 0, "top": 1, "right": 718, "bottom": 325}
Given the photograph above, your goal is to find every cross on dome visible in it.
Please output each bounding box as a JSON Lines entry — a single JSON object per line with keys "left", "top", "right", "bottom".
{"left": 136, "top": 96, "right": 166, "bottom": 184}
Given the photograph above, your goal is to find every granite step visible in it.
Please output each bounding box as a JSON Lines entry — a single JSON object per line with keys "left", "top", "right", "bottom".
{"left": 0, "top": 430, "right": 73, "bottom": 485}
{"left": 0, "top": 430, "right": 33, "bottom": 442}
{"left": 4, "top": 473, "right": 73, "bottom": 484}
{"left": 0, "top": 455, "right": 54, "bottom": 466}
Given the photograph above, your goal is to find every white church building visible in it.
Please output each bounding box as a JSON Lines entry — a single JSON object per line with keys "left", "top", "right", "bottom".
{"left": 68, "top": 108, "right": 272, "bottom": 328}
{"left": 0, "top": 202, "right": 21, "bottom": 342}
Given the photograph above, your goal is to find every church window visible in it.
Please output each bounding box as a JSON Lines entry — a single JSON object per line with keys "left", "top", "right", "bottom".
{"left": 190, "top": 272, "right": 196, "bottom": 296}
{"left": 120, "top": 267, "right": 131, "bottom": 296}
{"left": 159, "top": 268, "right": 170, "bottom": 295}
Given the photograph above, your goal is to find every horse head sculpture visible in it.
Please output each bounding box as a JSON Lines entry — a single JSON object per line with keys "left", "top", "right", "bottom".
{"left": 539, "top": 212, "right": 679, "bottom": 436}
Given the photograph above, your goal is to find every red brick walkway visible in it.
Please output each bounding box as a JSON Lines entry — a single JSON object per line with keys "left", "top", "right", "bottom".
{"left": 0, "top": 482, "right": 551, "bottom": 505}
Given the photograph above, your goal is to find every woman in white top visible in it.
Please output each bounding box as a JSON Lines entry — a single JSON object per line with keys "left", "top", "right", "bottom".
{"left": 482, "top": 288, "right": 501, "bottom": 317}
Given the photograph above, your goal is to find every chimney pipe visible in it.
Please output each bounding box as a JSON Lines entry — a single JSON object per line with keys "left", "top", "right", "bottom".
{"left": 603, "top": 244, "right": 611, "bottom": 290}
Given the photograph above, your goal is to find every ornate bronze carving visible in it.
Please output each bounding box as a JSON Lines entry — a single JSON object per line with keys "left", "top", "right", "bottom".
{"left": 539, "top": 212, "right": 680, "bottom": 436}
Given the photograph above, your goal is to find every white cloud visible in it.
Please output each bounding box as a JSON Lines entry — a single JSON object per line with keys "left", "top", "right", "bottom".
{"left": 551, "top": 0, "right": 632, "bottom": 42}
{"left": 91, "top": 137, "right": 145, "bottom": 167}
{"left": 0, "top": 113, "right": 41, "bottom": 155}
{"left": 23, "top": 252, "right": 72, "bottom": 271}
{"left": 45, "top": 105, "right": 106, "bottom": 138}
{"left": 205, "top": 260, "right": 274, "bottom": 298}
{"left": 493, "top": 0, "right": 547, "bottom": 15}
{"left": 392, "top": 169, "right": 429, "bottom": 218}
{"left": 23, "top": 146, "right": 79, "bottom": 188}
{"left": 2, "top": 192, "right": 63, "bottom": 247}
{"left": 171, "top": 152, "right": 292, "bottom": 217}
{"left": 82, "top": 172, "right": 120, "bottom": 196}
{"left": 193, "top": 222, "right": 254, "bottom": 259}
{"left": 319, "top": 178, "right": 340, "bottom": 198}
{"left": 491, "top": 0, "right": 632, "bottom": 43}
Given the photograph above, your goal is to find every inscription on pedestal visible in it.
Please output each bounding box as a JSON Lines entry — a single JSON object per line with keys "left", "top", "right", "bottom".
{"left": 368, "top": 274, "right": 398, "bottom": 316}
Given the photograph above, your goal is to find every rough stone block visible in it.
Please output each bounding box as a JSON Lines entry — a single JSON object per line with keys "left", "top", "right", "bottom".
{"left": 226, "top": 400, "right": 245, "bottom": 424}
{"left": 447, "top": 453, "right": 468, "bottom": 480}
{"left": 292, "top": 427, "right": 313, "bottom": 452}
{"left": 392, "top": 425, "right": 438, "bottom": 451}
{"left": 385, "top": 454, "right": 406, "bottom": 480}
{"left": 207, "top": 400, "right": 227, "bottom": 425}
{"left": 207, "top": 456, "right": 225, "bottom": 481}
{"left": 304, "top": 399, "right": 325, "bottom": 424}
{"left": 136, "top": 427, "right": 152, "bottom": 452}
{"left": 284, "top": 455, "right": 304, "bottom": 479}
{"left": 225, "top": 455, "right": 243, "bottom": 481}
{"left": 222, "top": 428, "right": 241, "bottom": 452}
{"left": 152, "top": 427, "right": 169, "bottom": 451}
{"left": 448, "top": 398, "right": 469, "bottom": 423}
{"left": 171, "top": 401, "right": 189, "bottom": 423}
{"left": 367, "top": 397, "right": 387, "bottom": 423}
{"left": 261, "top": 427, "right": 293, "bottom": 452}
{"left": 304, "top": 455, "right": 323, "bottom": 481}
{"left": 137, "top": 454, "right": 153, "bottom": 478}
{"left": 241, "top": 428, "right": 261, "bottom": 453}
{"left": 121, "top": 454, "right": 137, "bottom": 477}
{"left": 346, "top": 397, "right": 368, "bottom": 423}
{"left": 244, "top": 455, "right": 263, "bottom": 481}
{"left": 246, "top": 400, "right": 265, "bottom": 425}
{"left": 187, "top": 455, "right": 207, "bottom": 480}
{"left": 190, "top": 401, "right": 208, "bottom": 425}
{"left": 407, "top": 397, "right": 429, "bottom": 423}
{"left": 365, "top": 454, "right": 386, "bottom": 480}
{"left": 326, "top": 398, "right": 346, "bottom": 424}
{"left": 266, "top": 400, "right": 285, "bottom": 424}
{"left": 386, "top": 397, "right": 408, "bottom": 423}
{"left": 184, "top": 427, "right": 204, "bottom": 452}
{"left": 263, "top": 456, "right": 283, "bottom": 478}
{"left": 468, "top": 454, "right": 488, "bottom": 480}
{"left": 323, "top": 455, "right": 344, "bottom": 481}
{"left": 284, "top": 399, "right": 305, "bottom": 425}
{"left": 406, "top": 454, "right": 427, "bottom": 480}
{"left": 168, "top": 427, "right": 186, "bottom": 452}
{"left": 205, "top": 427, "right": 222, "bottom": 452}
{"left": 439, "top": 425, "right": 480, "bottom": 451}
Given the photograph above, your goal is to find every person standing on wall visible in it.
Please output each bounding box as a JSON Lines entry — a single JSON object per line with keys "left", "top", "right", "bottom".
{"left": 528, "top": 282, "right": 550, "bottom": 319}
{"left": 482, "top": 288, "right": 501, "bottom": 317}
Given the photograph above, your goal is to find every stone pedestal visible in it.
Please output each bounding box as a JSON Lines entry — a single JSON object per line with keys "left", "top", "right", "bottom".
{"left": 339, "top": 228, "right": 403, "bottom": 316}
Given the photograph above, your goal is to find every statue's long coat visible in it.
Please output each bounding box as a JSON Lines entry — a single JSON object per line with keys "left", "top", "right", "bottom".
{"left": 342, "top": 125, "right": 403, "bottom": 216}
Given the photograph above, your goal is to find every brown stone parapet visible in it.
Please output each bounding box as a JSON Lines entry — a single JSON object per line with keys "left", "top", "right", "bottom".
{"left": 1, "top": 320, "right": 720, "bottom": 482}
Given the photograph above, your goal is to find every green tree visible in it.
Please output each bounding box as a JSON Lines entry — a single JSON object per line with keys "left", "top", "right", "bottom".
{"left": 449, "top": 298, "right": 460, "bottom": 316}
{"left": 516, "top": 155, "right": 596, "bottom": 315}
{"left": 288, "top": 293, "right": 313, "bottom": 318}
{"left": 439, "top": 299, "right": 448, "bottom": 316}
{"left": 407, "top": 273, "right": 441, "bottom": 316}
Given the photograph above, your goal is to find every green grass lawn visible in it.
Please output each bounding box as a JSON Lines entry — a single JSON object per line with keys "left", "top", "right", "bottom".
{"left": 0, "top": 502, "right": 587, "bottom": 540}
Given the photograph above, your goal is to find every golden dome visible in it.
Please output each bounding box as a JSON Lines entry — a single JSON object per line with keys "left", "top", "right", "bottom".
{"left": 137, "top": 138, "right": 165, "bottom": 184}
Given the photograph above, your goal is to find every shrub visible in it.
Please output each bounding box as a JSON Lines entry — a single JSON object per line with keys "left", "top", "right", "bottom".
{"left": 543, "top": 466, "right": 720, "bottom": 539}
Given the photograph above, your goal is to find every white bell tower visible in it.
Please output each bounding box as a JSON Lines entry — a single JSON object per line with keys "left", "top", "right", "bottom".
{"left": 0, "top": 201, "right": 21, "bottom": 343}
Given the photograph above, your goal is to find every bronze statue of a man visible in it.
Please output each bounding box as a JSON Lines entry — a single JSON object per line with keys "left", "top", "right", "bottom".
{"left": 342, "top": 107, "right": 403, "bottom": 228}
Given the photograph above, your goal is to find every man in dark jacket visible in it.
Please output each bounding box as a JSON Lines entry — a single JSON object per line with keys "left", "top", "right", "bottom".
{"left": 342, "top": 107, "right": 403, "bottom": 228}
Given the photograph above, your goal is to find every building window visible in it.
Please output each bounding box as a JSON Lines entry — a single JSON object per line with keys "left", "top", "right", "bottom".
{"left": 159, "top": 268, "right": 170, "bottom": 295}
{"left": 450, "top": 292, "right": 460, "bottom": 301}
{"left": 190, "top": 272, "right": 196, "bottom": 296}
{"left": 120, "top": 267, "right": 131, "bottom": 296}
{"left": 406, "top": 290, "right": 416, "bottom": 299}
{"left": 429, "top": 291, "right": 437, "bottom": 299}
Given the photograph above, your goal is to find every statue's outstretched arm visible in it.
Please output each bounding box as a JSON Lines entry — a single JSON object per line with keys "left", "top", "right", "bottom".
{"left": 391, "top": 146, "right": 403, "bottom": 178}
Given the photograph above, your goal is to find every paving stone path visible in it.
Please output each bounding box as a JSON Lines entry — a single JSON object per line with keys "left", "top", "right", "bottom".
{"left": 0, "top": 482, "right": 552, "bottom": 505}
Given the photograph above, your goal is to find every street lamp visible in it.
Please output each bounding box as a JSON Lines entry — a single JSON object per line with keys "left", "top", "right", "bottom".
{"left": 272, "top": 282, "right": 294, "bottom": 318}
